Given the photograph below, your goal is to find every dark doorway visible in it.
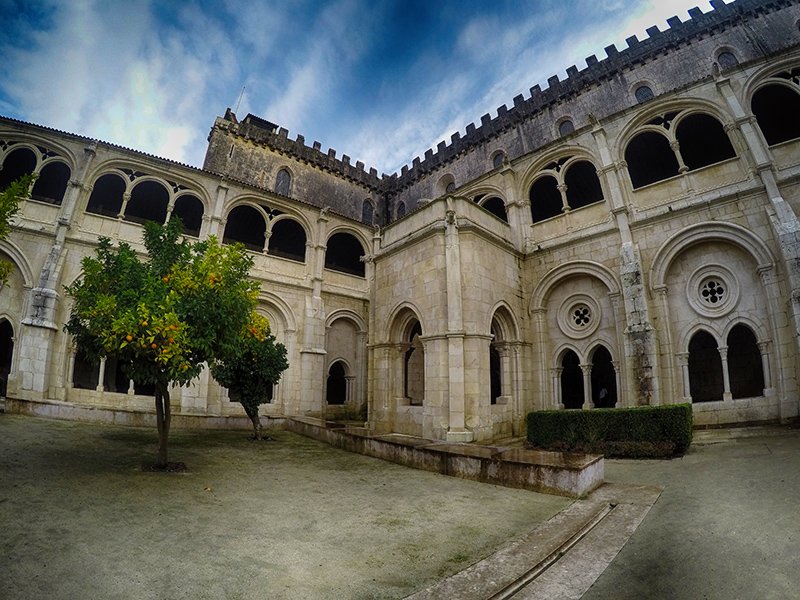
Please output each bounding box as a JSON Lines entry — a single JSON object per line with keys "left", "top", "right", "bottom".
{"left": 326, "top": 361, "right": 347, "bottom": 405}
{"left": 0, "top": 320, "right": 13, "bottom": 397}
{"left": 688, "top": 330, "right": 724, "bottom": 402}
{"left": 727, "top": 324, "right": 765, "bottom": 399}
{"left": 561, "top": 350, "right": 584, "bottom": 409}
{"left": 591, "top": 345, "right": 617, "bottom": 408}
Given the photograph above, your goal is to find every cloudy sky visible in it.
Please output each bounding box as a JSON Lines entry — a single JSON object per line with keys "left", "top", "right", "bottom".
{"left": 0, "top": 0, "right": 715, "bottom": 175}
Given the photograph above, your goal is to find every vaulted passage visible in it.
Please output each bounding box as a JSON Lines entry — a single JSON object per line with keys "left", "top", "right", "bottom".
{"left": 268, "top": 218, "right": 306, "bottom": 262}
{"left": 223, "top": 205, "right": 266, "bottom": 251}
{"left": 752, "top": 83, "right": 800, "bottom": 146}
{"left": 125, "top": 181, "right": 169, "bottom": 225}
{"left": 626, "top": 131, "right": 680, "bottom": 189}
{"left": 172, "top": 195, "right": 204, "bottom": 237}
{"left": 530, "top": 175, "right": 562, "bottom": 223}
{"left": 0, "top": 147, "right": 36, "bottom": 191}
{"left": 564, "top": 160, "right": 603, "bottom": 210}
{"left": 688, "top": 330, "right": 724, "bottom": 402}
{"left": 31, "top": 161, "right": 71, "bottom": 205}
{"left": 675, "top": 113, "right": 736, "bottom": 170}
{"left": 325, "top": 232, "right": 365, "bottom": 277}
{"left": 481, "top": 196, "right": 508, "bottom": 222}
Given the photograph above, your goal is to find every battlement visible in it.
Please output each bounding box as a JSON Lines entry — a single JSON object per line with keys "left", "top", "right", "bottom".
{"left": 391, "top": 0, "right": 789, "bottom": 189}
{"left": 215, "top": 109, "right": 384, "bottom": 191}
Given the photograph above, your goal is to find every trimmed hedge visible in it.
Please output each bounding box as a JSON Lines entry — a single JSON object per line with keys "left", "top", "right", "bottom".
{"left": 526, "top": 404, "right": 693, "bottom": 458}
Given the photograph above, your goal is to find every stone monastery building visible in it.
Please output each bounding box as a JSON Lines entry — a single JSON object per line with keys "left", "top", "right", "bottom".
{"left": 2, "top": 0, "right": 800, "bottom": 441}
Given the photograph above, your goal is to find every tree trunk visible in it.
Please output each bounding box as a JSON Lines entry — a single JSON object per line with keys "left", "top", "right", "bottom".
{"left": 155, "top": 384, "right": 171, "bottom": 467}
{"left": 243, "top": 404, "right": 262, "bottom": 440}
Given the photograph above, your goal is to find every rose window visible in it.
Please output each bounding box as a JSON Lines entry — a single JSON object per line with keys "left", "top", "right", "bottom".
{"left": 572, "top": 305, "right": 591, "bottom": 327}
{"left": 700, "top": 279, "right": 725, "bottom": 305}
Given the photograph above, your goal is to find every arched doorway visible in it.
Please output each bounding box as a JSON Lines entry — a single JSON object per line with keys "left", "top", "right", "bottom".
{"left": 0, "top": 320, "right": 13, "bottom": 397}
{"left": 591, "top": 345, "right": 616, "bottom": 408}
{"left": 727, "top": 324, "right": 764, "bottom": 399}
{"left": 688, "top": 330, "right": 723, "bottom": 402}
{"left": 561, "top": 350, "right": 584, "bottom": 409}
{"left": 326, "top": 361, "right": 347, "bottom": 405}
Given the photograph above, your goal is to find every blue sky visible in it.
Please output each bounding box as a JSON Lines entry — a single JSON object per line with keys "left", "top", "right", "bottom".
{"left": 0, "top": 0, "right": 715, "bottom": 175}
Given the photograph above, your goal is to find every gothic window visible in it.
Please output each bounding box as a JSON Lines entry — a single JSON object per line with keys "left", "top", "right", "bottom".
{"left": 446, "top": 181, "right": 456, "bottom": 194}
{"left": 0, "top": 319, "right": 13, "bottom": 397}
{"left": 275, "top": 169, "right": 291, "bottom": 196}
{"left": 558, "top": 120, "right": 575, "bottom": 137}
{"left": 0, "top": 147, "right": 36, "bottom": 191}
{"left": 564, "top": 160, "right": 603, "bottom": 210}
{"left": 268, "top": 218, "right": 306, "bottom": 262}
{"left": 625, "top": 131, "right": 680, "bottom": 188}
{"left": 752, "top": 83, "right": 800, "bottom": 146}
{"left": 361, "top": 199, "right": 374, "bottom": 224}
{"left": 124, "top": 180, "right": 169, "bottom": 225}
{"left": 529, "top": 175, "right": 562, "bottom": 223}
{"left": 688, "top": 330, "right": 724, "bottom": 402}
{"left": 396, "top": 202, "right": 406, "bottom": 219}
{"left": 31, "top": 161, "right": 70, "bottom": 205}
{"left": 560, "top": 350, "right": 584, "bottom": 409}
{"left": 223, "top": 205, "right": 267, "bottom": 251}
{"left": 634, "top": 85, "right": 654, "bottom": 103}
{"left": 481, "top": 196, "right": 507, "bottom": 222}
{"left": 675, "top": 113, "right": 736, "bottom": 170}
{"left": 86, "top": 173, "right": 126, "bottom": 217}
{"left": 727, "top": 324, "right": 764, "bottom": 399}
{"left": 492, "top": 152, "right": 505, "bottom": 169}
{"left": 590, "top": 345, "right": 616, "bottom": 408}
{"left": 325, "top": 231, "right": 365, "bottom": 277}
{"left": 326, "top": 361, "right": 347, "bottom": 405}
{"left": 171, "top": 194, "right": 204, "bottom": 237}
{"left": 717, "top": 51, "right": 739, "bottom": 70}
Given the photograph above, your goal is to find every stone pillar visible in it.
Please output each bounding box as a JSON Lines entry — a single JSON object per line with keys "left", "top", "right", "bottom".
{"left": 443, "top": 201, "right": 472, "bottom": 441}
{"left": 611, "top": 360, "right": 622, "bottom": 408}
{"left": 676, "top": 352, "right": 691, "bottom": 401}
{"left": 757, "top": 341, "right": 773, "bottom": 392}
{"left": 207, "top": 183, "right": 229, "bottom": 238}
{"left": 551, "top": 367, "right": 563, "bottom": 409}
{"left": 96, "top": 357, "right": 106, "bottom": 392}
{"left": 580, "top": 363, "right": 593, "bottom": 409}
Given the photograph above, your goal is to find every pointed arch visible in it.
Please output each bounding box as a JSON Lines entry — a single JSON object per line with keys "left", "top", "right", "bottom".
{"left": 0, "top": 240, "right": 34, "bottom": 288}
{"left": 530, "top": 260, "right": 620, "bottom": 313}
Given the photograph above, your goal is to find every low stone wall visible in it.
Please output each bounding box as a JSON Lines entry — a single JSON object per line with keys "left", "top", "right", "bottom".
{"left": 286, "top": 417, "right": 603, "bottom": 498}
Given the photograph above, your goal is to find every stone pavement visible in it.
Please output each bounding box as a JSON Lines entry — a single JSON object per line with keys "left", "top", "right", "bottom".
{"left": 413, "top": 425, "right": 800, "bottom": 599}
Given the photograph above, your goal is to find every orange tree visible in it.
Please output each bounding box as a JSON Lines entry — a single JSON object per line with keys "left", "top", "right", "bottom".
{"left": 65, "top": 218, "right": 259, "bottom": 467}
{"left": 0, "top": 175, "right": 33, "bottom": 285}
{"left": 210, "top": 312, "right": 288, "bottom": 440}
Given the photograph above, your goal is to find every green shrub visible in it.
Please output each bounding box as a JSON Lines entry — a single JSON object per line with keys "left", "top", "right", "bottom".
{"left": 526, "top": 404, "right": 692, "bottom": 458}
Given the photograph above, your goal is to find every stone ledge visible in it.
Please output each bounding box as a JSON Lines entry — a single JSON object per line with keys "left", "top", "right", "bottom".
{"left": 286, "top": 417, "right": 603, "bottom": 498}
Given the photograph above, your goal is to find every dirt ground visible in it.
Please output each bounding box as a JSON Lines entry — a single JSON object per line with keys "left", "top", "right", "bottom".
{"left": 0, "top": 413, "right": 570, "bottom": 600}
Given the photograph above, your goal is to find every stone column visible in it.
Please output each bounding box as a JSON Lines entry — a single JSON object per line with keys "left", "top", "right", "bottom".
{"left": 611, "top": 360, "right": 622, "bottom": 407}
{"left": 580, "top": 363, "right": 593, "bottom": 409}
{"left": 676, "top": 352, "right": 691, "bottom": 401}
{"left": 551, "top": 367, "right": 563, "bottom": 409}
{"left": 757, "top": 341, "right": 773, "bottom": 392}
{"left": 96, "top": 357, "right": 106, "bottom": 392}
{"left": 718, "top": 346, "right": 732, "bottom": 401}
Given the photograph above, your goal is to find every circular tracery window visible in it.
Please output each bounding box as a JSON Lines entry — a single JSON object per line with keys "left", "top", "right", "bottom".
{"left": 559, "top": 294, "right": 601, "bottom": 339}
{"left": 687, "top": 266, "right": 739, "bottom": 317}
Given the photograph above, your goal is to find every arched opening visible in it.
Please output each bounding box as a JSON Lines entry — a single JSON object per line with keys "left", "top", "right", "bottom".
{"left": 275, "top": 168, "right": 291, "bottom": 196}
{"left": 404, "top": 321, "right": 424, "bottom": 406}
{"left": 625, "top": 131, "right": 680, "bottom": 189}
{"left": 492, "top": 152, "right": 505, "bottom": 169}
{"left": 124, "top": 180, "right": 169, "bottom": 225}
{"left": 717, "top": 51, "right": 739, "bottom": 70}
{"left": 561, "top": 350, "right": 584, "bottom": 409}
{"left": 564, "top": 160, "right": 603, "bottom": 210}
{"left": 529, "top": 175, "right": 562, "bottom": 223}
{"left": 31, "top": 161, "right": 70, "bottom": 205}
{"left": 171, "top": 195, "right": 204, "bottom": 237}
{"left": 634, "top": 85, "right": 654, "bottom": 103}
{"left": 675, "top": 113, "right": 736, "bottom": 170}
{"left": 104, "top": 355, "right": 131, "bottom": 393}
{"left": 727, "top": 324, "right": 764, "bottom": 399}
{"left": 481, "top": 196, "right": 507, "bottom": 222}
{"left": 86, "top": 173, "right": 126, "bottom": 217}
{"left": 490, "top": 345, "right": 501, "bottom": 404}
{"left": 752, "top": 83, "right": 800, "bottom": 146}
{"left": 559, "top": 120, "right": 575, "bottom": 137}
{"left": 268, "top": 218, "right": 306, "bottom": 262}
{"left": 223, "top": 205, "right": 267, "bottom": 251}
{"left": 0, "top": 320, "right": 13, "bottom": 397}
{"left": 590, "top": 345, "right": 616, "bottom": 408}
{"left": 325, "top": 232, "right": 365, "bottom": 277}
{"left": 326, "top": 361, "right": 347, "bottom": 405}
{"left": 72, "top": 348, "right": 100, "bottom": 390}
{"left": 688, "top": 330, "right": 724, "bottom": 402}
{"left": 0, "top": 147, "right": 36, "bottom": 192}
{"left": 361, "top": 200, "right": 374, "bottom": 224}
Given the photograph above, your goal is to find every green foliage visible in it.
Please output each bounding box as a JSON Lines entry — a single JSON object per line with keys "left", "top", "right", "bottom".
{"left": 526, "top": 404, "right": 693, "bottom": 458}
{"left": 210, "top": 313, "right": 289, "bottom": 414}
{"left": 0, "top": 175, "right": 33, "bottom": 285}
{"left": 64, "top": 217, "right": 260, "bottom": 389}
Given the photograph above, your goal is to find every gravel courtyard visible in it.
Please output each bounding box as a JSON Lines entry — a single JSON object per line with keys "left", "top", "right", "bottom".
{"left": 0, "top": 413, "right": 570, "bottom": 600}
